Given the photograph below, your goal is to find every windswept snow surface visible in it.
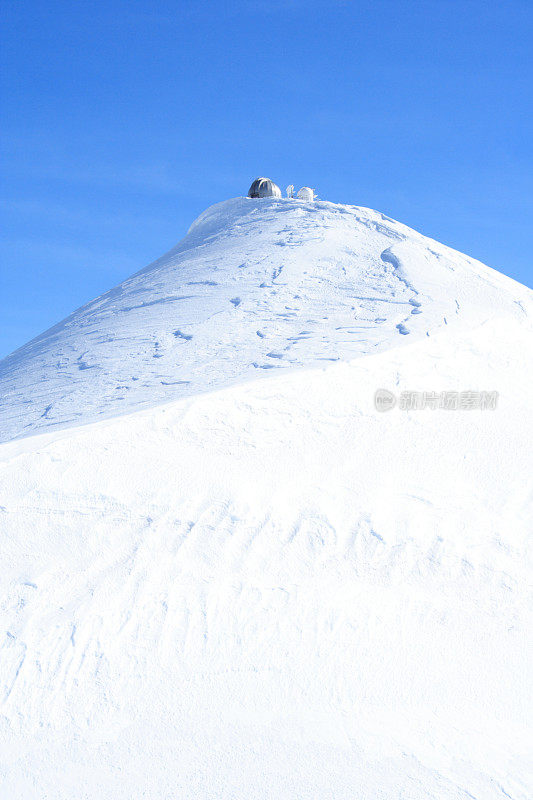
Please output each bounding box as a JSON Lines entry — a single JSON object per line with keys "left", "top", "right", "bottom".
{"left": 0, "top": 196, "right": 530, "bottom": 442}
{"left": 0, "top": 197, "right": 532, "bottom": 799}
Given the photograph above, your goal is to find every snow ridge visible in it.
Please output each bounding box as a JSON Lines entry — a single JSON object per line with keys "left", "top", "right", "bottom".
{"left": 1, "top": 196, "right": 530, "bottom": 442}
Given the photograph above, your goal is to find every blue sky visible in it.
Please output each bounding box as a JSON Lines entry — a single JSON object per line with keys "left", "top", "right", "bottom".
{"left": 1, "top": 0, "right": 532, "bottom": 359}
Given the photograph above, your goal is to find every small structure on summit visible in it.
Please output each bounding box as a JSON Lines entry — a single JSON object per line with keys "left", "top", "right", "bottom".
{"left": 297, "top": 186, "right": 315, "bottom": 201}
{"left": 248, "top": 177, "right": 282, "bottom": 199}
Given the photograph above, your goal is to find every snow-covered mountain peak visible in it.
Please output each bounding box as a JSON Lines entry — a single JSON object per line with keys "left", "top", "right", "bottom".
{"left": 0, "top": 196, "right": 531, "bottom": 442}
{"left": 1, "top": 196, "right": 532, "bottom": 798}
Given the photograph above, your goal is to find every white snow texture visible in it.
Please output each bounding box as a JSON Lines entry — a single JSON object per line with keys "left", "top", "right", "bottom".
{"left": 0, "top": 195, "right": 532, "bottom": 799}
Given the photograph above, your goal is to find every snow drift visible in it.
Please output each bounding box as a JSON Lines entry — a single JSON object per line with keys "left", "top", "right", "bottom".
{"left": 0, "top": 196, "right": 532, "bottom": 799}
{"left": 1, "top": 196, "right": 529, "bottom": 443}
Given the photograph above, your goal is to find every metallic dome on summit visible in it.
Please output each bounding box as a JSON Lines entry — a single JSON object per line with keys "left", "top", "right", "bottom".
{"left": 248, "top": 177, "right": 282, "bottom": 199}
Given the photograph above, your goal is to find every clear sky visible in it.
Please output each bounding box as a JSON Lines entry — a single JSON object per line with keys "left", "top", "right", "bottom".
{"left": 1, "top": 0, "right": 532, "bottom": 359}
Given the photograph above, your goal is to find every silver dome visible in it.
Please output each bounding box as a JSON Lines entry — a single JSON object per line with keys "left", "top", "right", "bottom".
{"left": 248, "top": 177, "right": 282, "bottom": 199}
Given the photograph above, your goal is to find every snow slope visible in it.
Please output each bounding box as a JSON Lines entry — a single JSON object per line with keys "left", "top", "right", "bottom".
{"left": 0, "top": 197, "right": 532, "bottom": 799}
{"left": 0, "top": 196, "right": 529, "bottom": 442}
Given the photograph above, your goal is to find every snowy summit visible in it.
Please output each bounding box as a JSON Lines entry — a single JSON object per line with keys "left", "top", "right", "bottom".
{"left": 0, "top": 190, "right": 532, "bottom": 799}
{"left": 0, "top": 193, "right": 529, "bottom": 442}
